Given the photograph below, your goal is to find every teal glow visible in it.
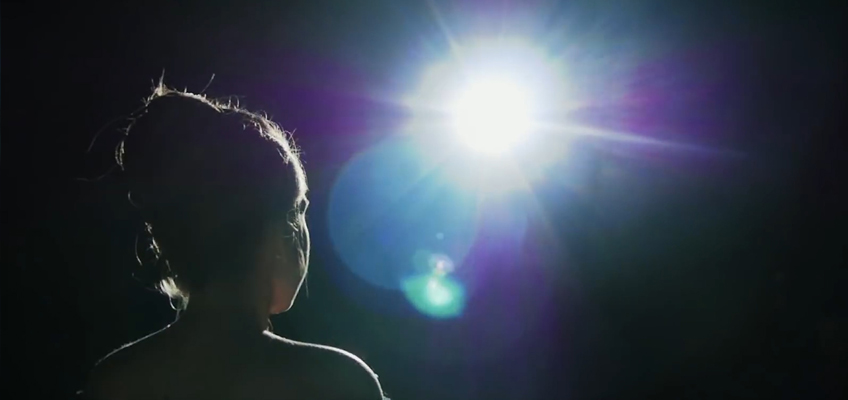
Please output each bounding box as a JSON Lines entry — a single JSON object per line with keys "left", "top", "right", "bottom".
{"left": 401, "top": 274, "right": 466, "bottom": 319}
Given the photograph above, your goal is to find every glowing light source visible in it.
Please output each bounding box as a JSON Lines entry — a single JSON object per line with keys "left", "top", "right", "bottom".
{"left": 404, "top": 37, "right": 570, "bottom": 164}
{"left": 450, "top": 76, "right": 534, "bottom": 155}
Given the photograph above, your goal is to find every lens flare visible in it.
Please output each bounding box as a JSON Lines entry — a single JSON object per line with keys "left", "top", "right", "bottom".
{"left": 328, "top": 138, "right": 478, "bottom": 291}
{"left": 402, "top": 273, "right": 466, "bottom": 318}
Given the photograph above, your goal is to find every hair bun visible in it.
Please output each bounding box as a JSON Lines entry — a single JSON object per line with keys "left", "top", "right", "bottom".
{"left": 119, "top": 93, "right": 247, "bottom": 214}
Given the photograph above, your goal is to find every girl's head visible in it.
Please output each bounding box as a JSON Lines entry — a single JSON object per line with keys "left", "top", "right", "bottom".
{"left": 118, "top": 85, "right": 309, "bottom": 314}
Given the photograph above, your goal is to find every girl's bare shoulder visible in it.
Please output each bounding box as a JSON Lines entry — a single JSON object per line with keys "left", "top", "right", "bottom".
{"left": 81, "top": 329, "right": 171, "bottom": 400}
{"left": 262, "top": 333, "right": 385, "bottom": 399}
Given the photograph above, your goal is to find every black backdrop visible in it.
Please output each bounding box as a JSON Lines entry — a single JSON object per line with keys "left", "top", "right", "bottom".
{"left": 2, "top": 1, "right": 846, "bottom": 399}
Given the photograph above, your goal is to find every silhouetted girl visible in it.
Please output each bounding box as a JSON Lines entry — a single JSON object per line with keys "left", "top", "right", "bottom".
{"left": 82, "top": 85, "right": 384, "bottom": 400}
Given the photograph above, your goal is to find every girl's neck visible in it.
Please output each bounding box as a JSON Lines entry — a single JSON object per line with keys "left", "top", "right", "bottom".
{"left": 173, "top": 280, "right": 272, "bottom": 338}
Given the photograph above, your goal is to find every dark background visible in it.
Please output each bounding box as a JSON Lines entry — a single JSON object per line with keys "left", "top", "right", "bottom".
{"left": 2, "top": 1, "right": 846, "bottom": 399}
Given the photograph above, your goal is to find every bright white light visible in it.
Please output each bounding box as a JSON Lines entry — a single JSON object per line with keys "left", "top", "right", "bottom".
{"left": 451, "top": 77, "right": 534, "bottom": 155}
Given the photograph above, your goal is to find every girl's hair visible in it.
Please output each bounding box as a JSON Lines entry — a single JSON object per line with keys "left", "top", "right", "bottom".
{"left": 117, "top": 84, "right": 307, "bottom": 307}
